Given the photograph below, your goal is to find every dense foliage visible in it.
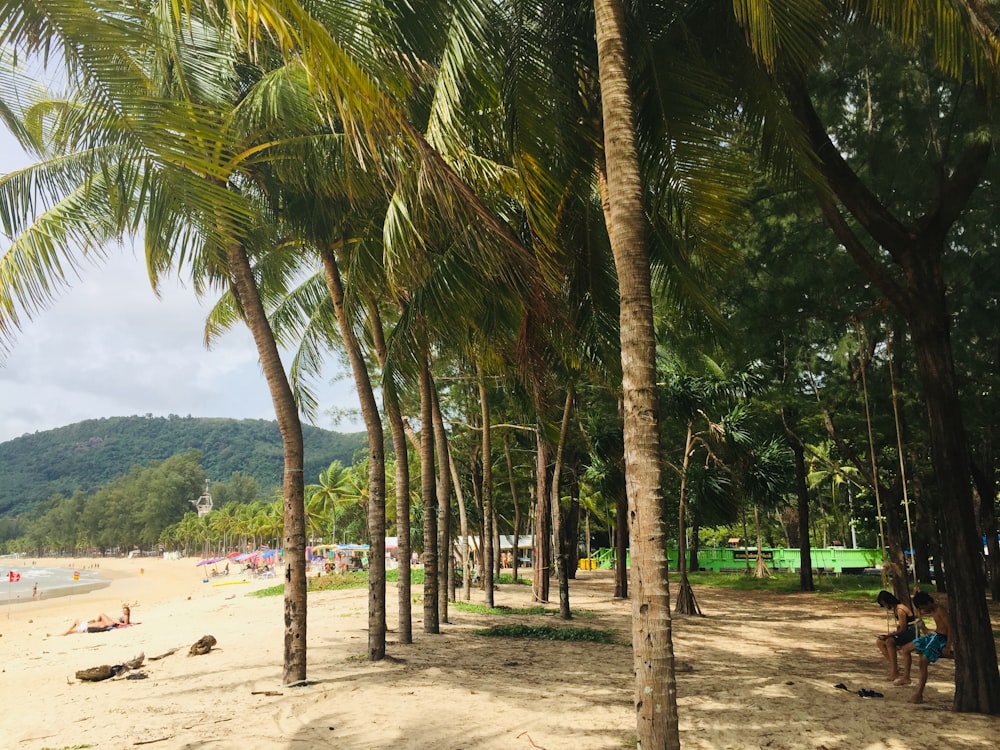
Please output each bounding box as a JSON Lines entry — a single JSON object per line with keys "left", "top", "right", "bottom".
{"left": 0, "top": 415, "right": 366, "bottom": 515}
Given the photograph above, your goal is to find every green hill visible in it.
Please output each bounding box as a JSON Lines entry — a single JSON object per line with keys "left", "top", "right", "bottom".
{"left": 0, "top": 415, "right": 367, "bottom": 516}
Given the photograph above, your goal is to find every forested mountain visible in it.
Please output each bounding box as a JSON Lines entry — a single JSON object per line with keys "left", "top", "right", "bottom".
{"left": 0, "top": 416, "right": 367, "bottom": 516}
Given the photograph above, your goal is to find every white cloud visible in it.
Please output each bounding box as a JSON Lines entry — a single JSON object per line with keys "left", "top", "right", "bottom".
{"left": 0, "top": 133, "right": 364, "bottom": 443}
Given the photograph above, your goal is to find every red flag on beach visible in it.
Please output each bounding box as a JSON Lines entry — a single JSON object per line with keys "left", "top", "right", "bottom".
{"left": 8, "top": 571, "right": 19, "bottom": 582}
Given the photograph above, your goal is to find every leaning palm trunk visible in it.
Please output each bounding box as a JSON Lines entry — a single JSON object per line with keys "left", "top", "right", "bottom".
{"left": 478, "top": 369, "right": 496, "bottom": 608}
{"left": 418, "top": 348, "right": 440, "bottom": 633}
{"left": 320, "top": 248, "right": 386, "bottom": 660}
{"left": 532, "top": 426, "right": 552, "bottom": 602}
{"left": 367, "top": 300, "right": 412, "bottom": 642}
{"left": 675, "top": 423, "right": 701, "bottom": 615}
{"left": 432, "top": 386, "right": 452, "bottom": 619}
{"left": 226, "top": 242, "right": 307, "bottom": 684}
{"left": 550, "top": 388, "right": 574, "bottom": 620}
{"left": 448, "top": 444, "right": 473, "bottom": 601}
{"left": 594, "top": 0, "right": 680, "bottom": 746}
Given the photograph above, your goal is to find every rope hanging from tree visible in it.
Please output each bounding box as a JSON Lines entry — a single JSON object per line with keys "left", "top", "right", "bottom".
{"left": 886, "top": 331, "right": 919, "bottom": 593}
{"left": 857, "top": 321, "right": 901, "bottom": 634}
{"left": 856, "top": 322, "right": 889, "bottom": 580}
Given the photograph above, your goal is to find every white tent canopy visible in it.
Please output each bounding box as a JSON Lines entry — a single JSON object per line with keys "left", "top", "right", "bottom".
{"left": 457, "top": 535, "right": 534, "bottom": 552}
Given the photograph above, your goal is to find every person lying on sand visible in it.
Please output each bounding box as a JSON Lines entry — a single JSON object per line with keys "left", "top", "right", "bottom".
{"left": 63, "top": 606, "right": 131, "bottom": 635}
{"left": 893, "top": 591, "right": 952, "bottom": 703}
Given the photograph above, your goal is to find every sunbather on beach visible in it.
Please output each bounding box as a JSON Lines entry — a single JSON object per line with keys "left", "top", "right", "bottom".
{"left": 63, "top": 606, "right": 130, "bottom": 635}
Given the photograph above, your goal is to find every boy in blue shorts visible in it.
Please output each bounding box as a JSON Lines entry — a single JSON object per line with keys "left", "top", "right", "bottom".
{"left": 894, "top": 591, "right": 952, "bottom": 703}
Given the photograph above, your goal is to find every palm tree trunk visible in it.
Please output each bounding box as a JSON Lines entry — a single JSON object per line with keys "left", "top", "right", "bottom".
{"left": 533, "top": 428, "right": 551, "bottom": 603}
{"left": 432, "top": 384, "right": 452, "bottom": 620}
{"left": 225, "top": 241, "right": 306, "bottom": 684}
{"left": 594, "top": 1, "right": 679, "bottom": 745}
{"left": 320, "top": 247, "right": 386, "bottom": 660}
{"left": 448, "top": 444, "right": 472, "bottom": 601}
{"left": 675, "top": 423, "right": 701, "bottom": 614}
{"left": 504, "top": 434, "right": 523, "bottom": 584}
{"left": 478, "top": 368, "right": 495, "bottom": 608}
{"left": 614, "top": 473, "right": 628, "bottom": 599}
{"left": 418, "top": 349, "right": 440, "bottom": 633}
{"left": 550, "top": 388, "right": 574, "bottom": 619}
{"left": 367, "top": 300, "right": 411, "bottom": 644}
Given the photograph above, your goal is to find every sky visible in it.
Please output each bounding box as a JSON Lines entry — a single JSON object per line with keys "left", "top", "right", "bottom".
{"left": 0, "top": 129, "right": 365, "bottom": 444}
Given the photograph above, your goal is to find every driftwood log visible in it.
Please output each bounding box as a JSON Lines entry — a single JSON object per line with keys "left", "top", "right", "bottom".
{"left": 188, "top": 635, "right": 217, "bottom": 656}
{"left": 75, "top": 653, "right": 145, "bottom": 682}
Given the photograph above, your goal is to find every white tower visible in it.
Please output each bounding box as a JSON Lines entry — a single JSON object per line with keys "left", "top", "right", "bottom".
{"left": 192, "top": 481, "right": 213, "bottom": 517}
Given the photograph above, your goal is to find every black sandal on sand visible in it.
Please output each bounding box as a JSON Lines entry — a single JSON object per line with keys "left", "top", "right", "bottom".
{"left": 857, "top": 688, "right": 884, "bottom": 698}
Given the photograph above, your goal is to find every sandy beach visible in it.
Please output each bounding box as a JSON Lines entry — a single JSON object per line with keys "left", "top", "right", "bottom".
{"left": 1, "top": 558, "right": 998, "bottom": 750}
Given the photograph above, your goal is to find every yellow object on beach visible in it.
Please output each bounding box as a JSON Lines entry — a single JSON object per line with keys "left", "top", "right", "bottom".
{"left": 212, "top": 580, "right": 251, "bottom": 587}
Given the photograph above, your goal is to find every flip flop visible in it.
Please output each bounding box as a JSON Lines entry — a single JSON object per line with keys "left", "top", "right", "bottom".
{"left": 857, "top": 688, "right": 884, "bottom": 698}
{"left": 833, "top": 683, "right": 851, "bottom": 692}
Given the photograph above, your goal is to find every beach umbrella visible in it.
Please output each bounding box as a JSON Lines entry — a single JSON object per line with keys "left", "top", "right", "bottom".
{"left": 196, "top": 557, "right": 222, "bottom": 566}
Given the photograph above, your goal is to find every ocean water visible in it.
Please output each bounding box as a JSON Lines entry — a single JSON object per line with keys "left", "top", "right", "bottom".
{"left": 0, "top": 563, "right": 109, "bottom": 605}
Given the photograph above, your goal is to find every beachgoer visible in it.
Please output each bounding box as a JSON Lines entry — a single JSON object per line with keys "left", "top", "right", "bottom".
{"left": 894, "top": 591, "right": 952, "bottom": 703}
{"left": 875, "top": 590, "right": 917, "bottom": 681}
{"left": 32, "top": 583, "right": 38, "bottom": 600}
{"left": 62, "top": 606, "right": 131, "bottom": 635}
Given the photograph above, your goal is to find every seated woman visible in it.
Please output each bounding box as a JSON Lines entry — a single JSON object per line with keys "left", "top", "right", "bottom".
{"left": 63, "top": 606, "right": 130, "bottom": 635}
{"left": 875, "top": 590, "right": 917, "bottom": 681}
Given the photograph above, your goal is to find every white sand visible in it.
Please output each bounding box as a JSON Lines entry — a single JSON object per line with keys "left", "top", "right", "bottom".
{"left": 0, "top": 559, "right": 997, "bottom": 749}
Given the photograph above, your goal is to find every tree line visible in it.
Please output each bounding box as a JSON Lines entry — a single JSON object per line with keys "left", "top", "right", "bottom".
{"left": 2, "top": 2, "right": 1000, "bottom": 743}
{"left": 0, "top": 451, "right": 369, "bottom": 557}
{"left": 0, "top": 415, "right": 367, "bottom": 515}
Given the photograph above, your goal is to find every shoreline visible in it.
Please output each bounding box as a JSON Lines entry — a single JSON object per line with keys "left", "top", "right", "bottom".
{"left": 0, "top": 555, "right": 270, "bottom": 635}
{"left": 1, "top": 578, "right": 112, "bottom": 606}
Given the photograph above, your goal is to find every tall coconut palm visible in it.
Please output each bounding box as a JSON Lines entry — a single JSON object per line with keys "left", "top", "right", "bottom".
{"left": 592, "top": 1, "right": 680, "bottom": 745}
{"left": 306, "top": 461, "right": 355, "bottom": 544}
{"left": 0, "top": 1, "right": 317, "bottom": 683}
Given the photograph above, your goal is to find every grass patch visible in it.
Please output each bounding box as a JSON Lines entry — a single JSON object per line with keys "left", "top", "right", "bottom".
{"left": 474, "top": 623, "right": 624, "bottom": 645}
{"left": 387, "top": 567, "right": 426, "bottom": 585}
{"left": 497, "top": 573, "right": 532, "bottom": 585}
{"left": 452, "top": 601, "right": 554, "bottom": 616}
{"left": 249, "top": 583, "right": 284, "bottom": 598}
{"left": 449, "top": 600, "right": 597, "bottom": 619}
{"left": 679, "top": 571, "right": 884, "bottom": 603}
{"left": 250, "top": 566, "right": 429, "bottom": 597}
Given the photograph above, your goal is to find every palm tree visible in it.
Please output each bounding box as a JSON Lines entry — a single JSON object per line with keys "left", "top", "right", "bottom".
{"left": 805, "top": 442, "right": 862, "bottom": 550}
{"left": 305, "top": 461, "right": 355, "bottom": 544}
{"left": 592, "top": 1, "right": 680, "bottom": 745}
{"left": 0, "top": 2, "right": 317, "bottom": 683}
